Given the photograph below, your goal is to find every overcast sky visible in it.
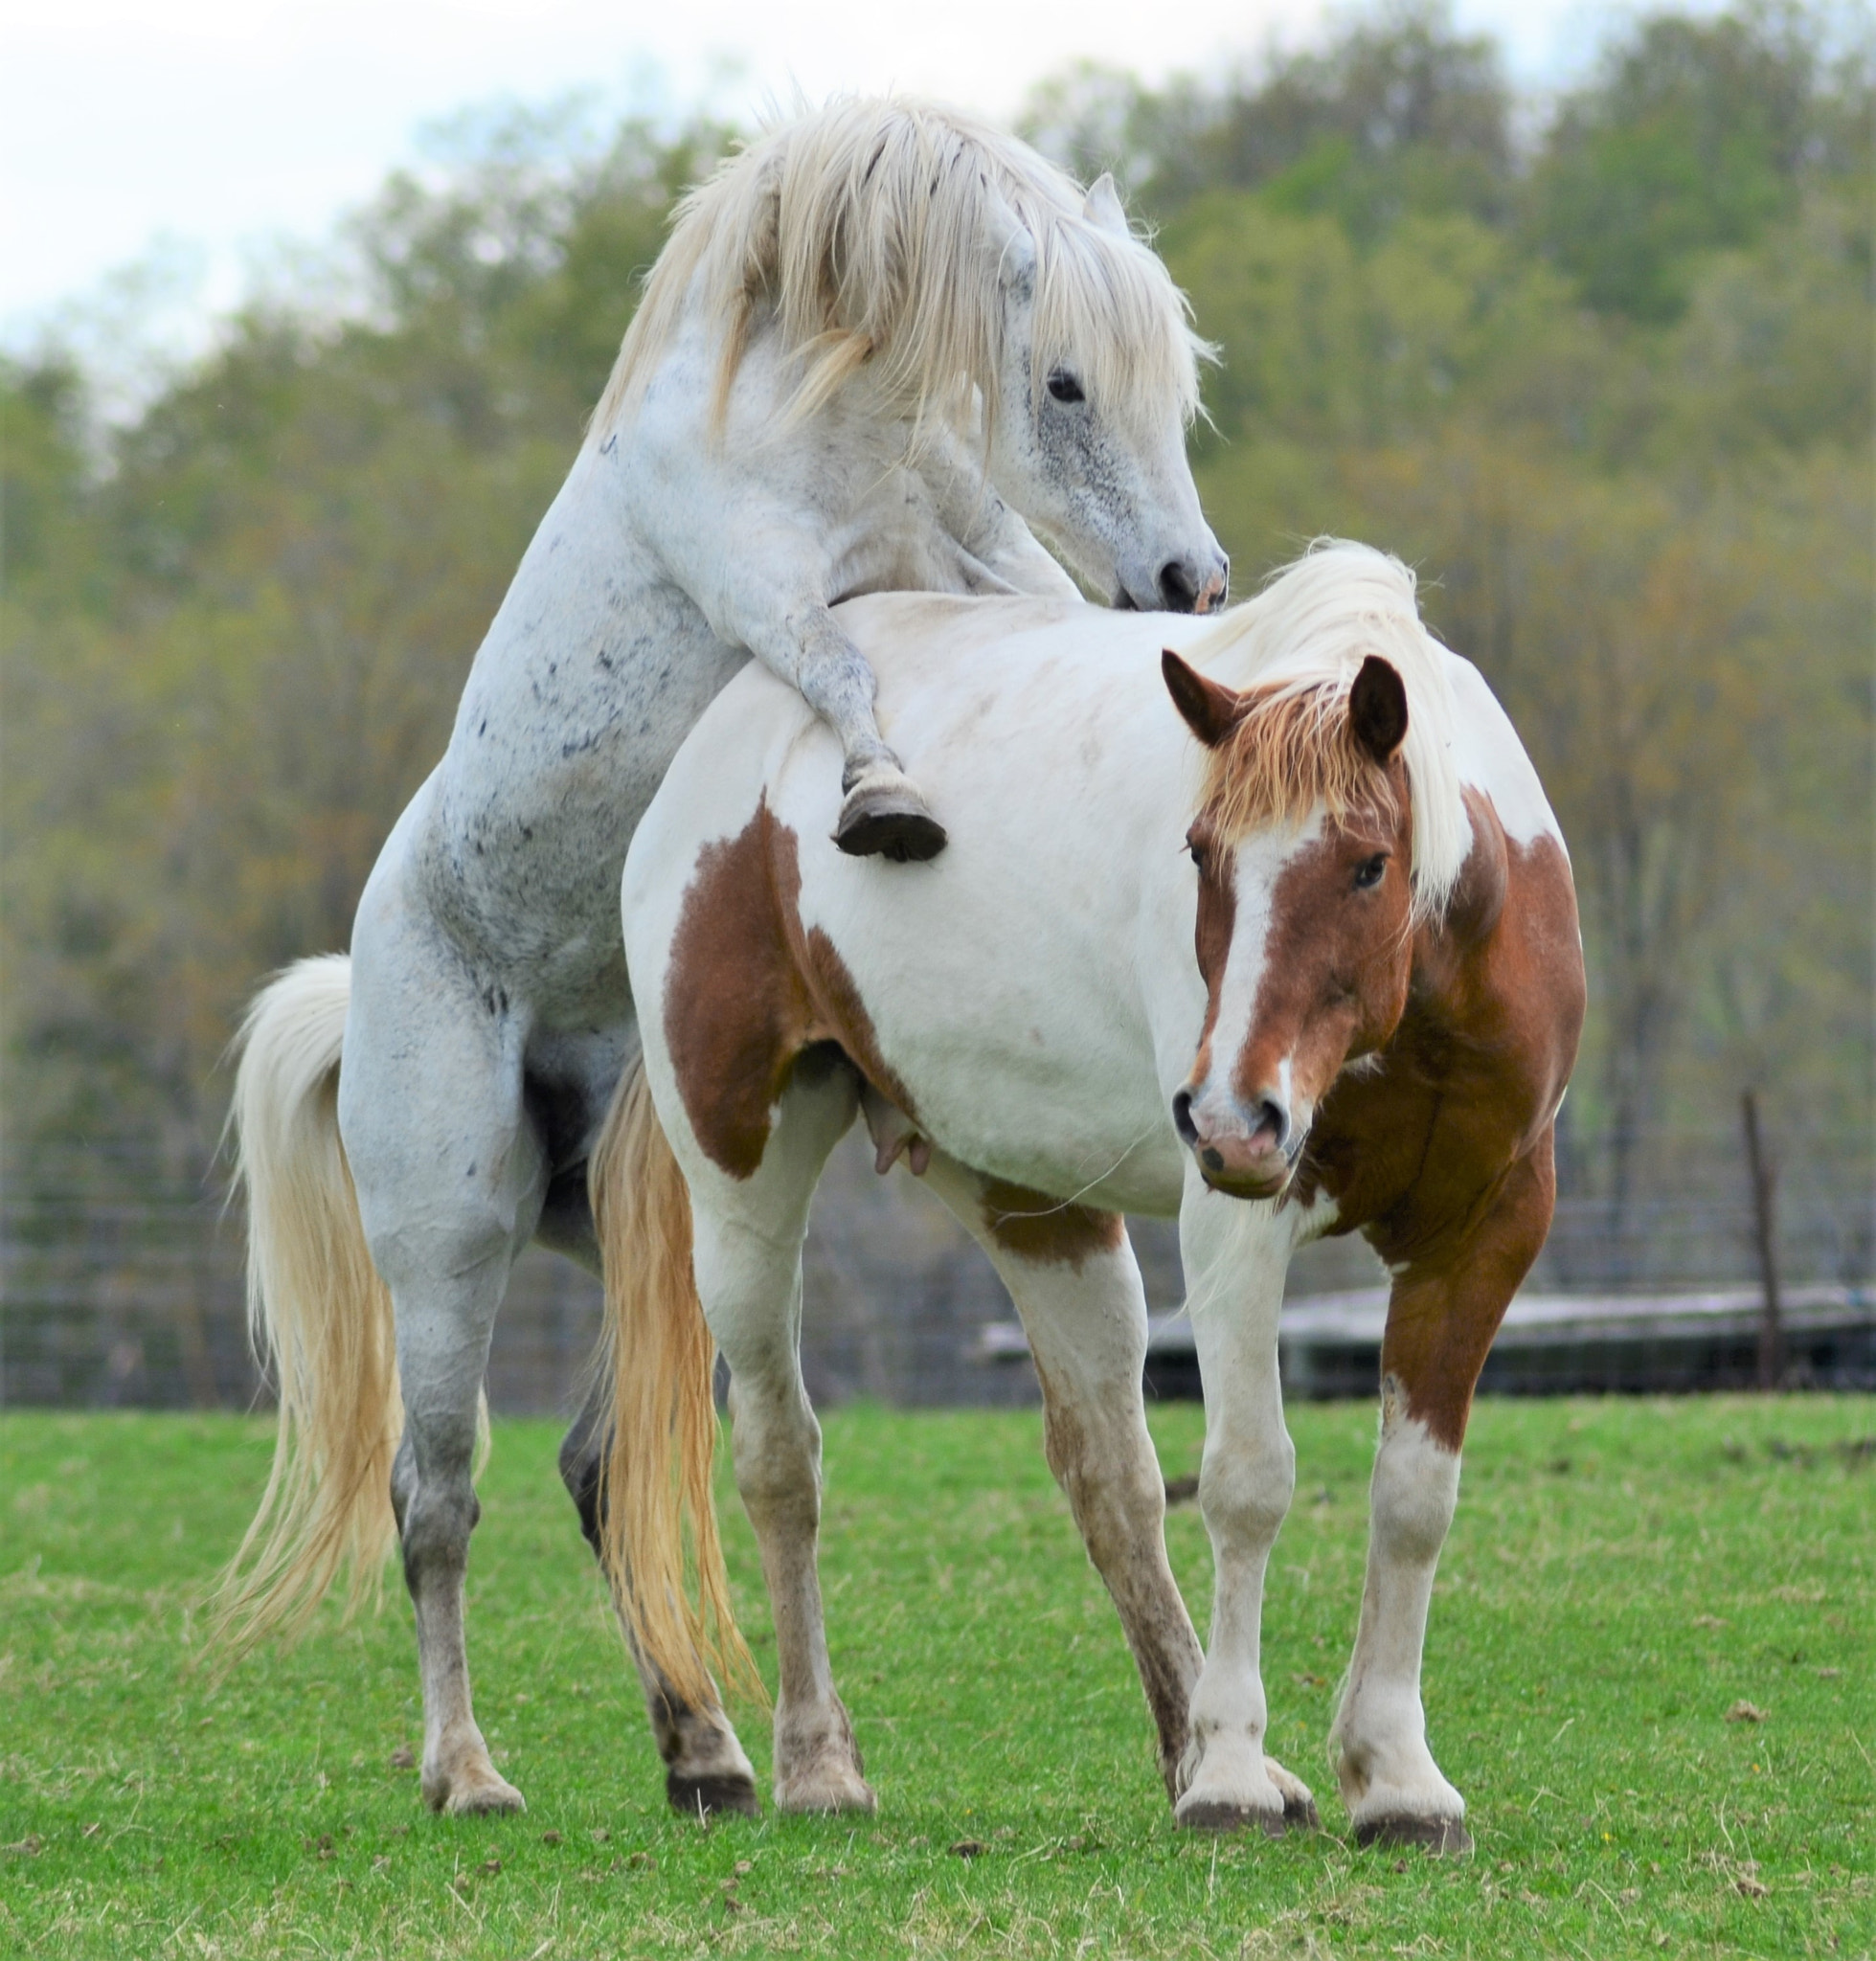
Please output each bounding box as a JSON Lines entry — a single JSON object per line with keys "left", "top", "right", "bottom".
{"left": 5, "top": 0, "right": 1670, "bottom": 349}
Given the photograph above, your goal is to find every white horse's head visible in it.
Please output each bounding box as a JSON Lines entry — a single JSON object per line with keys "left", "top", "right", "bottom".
{"left": 982, "top": 172, "right": 1228, "bottom": 614}
{"left": 600, "top": 101, "right": 1228, "bottom": 614}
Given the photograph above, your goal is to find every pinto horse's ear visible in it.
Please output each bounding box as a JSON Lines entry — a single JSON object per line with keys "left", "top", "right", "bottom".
{"left": 1163, "top": 650, "right": 1243, "bottom": 749}
{"left": 1348, "top": 655, "right": 1409, "bottom": 764}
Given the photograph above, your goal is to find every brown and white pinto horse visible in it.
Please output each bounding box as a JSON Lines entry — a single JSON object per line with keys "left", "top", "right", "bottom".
{"left": 599, "top": 543, "right": 1583, "bottom": 1844}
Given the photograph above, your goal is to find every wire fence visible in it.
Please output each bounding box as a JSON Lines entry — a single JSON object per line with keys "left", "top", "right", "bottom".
{"left": 3, "top": 1120, "right": 1870, "bottom": 1414}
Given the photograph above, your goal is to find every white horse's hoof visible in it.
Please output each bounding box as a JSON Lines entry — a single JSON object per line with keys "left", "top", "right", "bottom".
{"left": 835, "top": 776, "right": 946, "bottom": 861}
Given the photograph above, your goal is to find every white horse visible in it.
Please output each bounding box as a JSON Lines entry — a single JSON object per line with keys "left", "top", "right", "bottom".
{"left": 603, "top": 543, "right": 1582, "bottom": 1836}
{"left": 217, "top": 98, "right": 1223, "bottom": 1818}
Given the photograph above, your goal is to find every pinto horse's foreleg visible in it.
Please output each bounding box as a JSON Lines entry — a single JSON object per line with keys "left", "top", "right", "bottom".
{"left": 920, "top": 1155, "right": 1204, "bottom": 1802}
{"left": 1332, "top": 1134, "right": 1557, "bottom": 1856}
{"left": 1173, "top": 1183, "right": 1319, "bottom": 1834}
{"left": 688, "top": 1059, "right": 874, "bottom": 1814}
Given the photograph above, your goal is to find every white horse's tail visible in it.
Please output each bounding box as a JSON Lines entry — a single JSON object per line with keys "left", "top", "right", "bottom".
{"left": 590, "top": 1063, "right": 760, "bottom": 1711}
{"left": 212, "top": 955, "right": 402, "bottom": 1659}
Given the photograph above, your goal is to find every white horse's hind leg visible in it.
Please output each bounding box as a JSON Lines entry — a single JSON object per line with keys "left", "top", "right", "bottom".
{"left": 1174, "top": 1183, "right": 1318, "bottom": 1834}
{"left": 684, "top": 1056, "right": 873, "bottom": 1813}
{"left": 341, "top": 886, "right": 545, "bottom": 1815}
{"left": 918, "top": 1155, "right": 1204, "bottom": 1801}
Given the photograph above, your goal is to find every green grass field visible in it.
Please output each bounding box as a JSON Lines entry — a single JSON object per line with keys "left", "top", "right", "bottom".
{"left": 1, "top": 1396, "right": 1870, "bottom": 1958}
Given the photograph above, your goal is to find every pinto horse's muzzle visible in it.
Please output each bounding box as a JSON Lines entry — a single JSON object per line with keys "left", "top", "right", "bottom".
{"left": 1172, "top": 1084, "right": 1303, "bottom": 1200}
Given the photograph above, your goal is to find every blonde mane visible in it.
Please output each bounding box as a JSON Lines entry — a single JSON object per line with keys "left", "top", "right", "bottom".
{"left": 591, "top": 97, "right": 1205, "bottom": 443}
{"left": 1188, "top": 542, "right": 1471, "bottom": 920}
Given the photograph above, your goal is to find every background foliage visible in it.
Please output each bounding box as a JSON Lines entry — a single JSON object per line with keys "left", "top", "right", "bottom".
{"left": 2, "top": 3, "right": 1870, "bottom": 1250}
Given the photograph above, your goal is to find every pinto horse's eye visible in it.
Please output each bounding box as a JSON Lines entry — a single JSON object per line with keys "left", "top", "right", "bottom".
{"left": 1353, "top": 853, "right": 1389, "bottom": 890}
{"left": 1187, "top": 833, "right": 1209, "bottom": 870}
{"left": 1046, "top": 369, "right": 1085, "bottom": 405}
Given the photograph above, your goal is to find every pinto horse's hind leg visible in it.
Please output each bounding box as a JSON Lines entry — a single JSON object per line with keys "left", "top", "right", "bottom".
{"left": 557, "top": 1385, "right": 760, "bottom": 1816}
{"left": 1332, "top": 1135, "right": 1557, "bottom": 1857}
{"left": 1171, "top": 1181, "right": 1320, "bottom": 1835}
{"left": 919, "top": 1155, "right": 1205, "bottom": 1802}
{"left": 685, "top": 1055, "right": 873, "bottom": 1813}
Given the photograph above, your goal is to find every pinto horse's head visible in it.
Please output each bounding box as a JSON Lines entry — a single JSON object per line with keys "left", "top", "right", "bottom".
{"left": 1163, "top": 649, "right": 1417, "bottom": 1201}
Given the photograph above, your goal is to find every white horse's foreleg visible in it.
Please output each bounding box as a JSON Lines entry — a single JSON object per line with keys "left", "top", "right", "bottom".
{"left": 686, "top": 1059, "right": 873, "bottom": 1813}
{"left": 735, "top": 598, "right": 945, "bottom": 859}
{"left": 920, "top": 1155, "right": 1203, "bottom": 1799}
{"left": 1174, "top": 1185, "right": 1317, "bottom": 1834}
{"left": 340, "top": 892, "right": 543, "bottom": 1814}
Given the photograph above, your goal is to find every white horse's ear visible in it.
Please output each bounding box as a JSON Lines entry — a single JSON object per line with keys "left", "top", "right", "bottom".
{"left": 983, "top": 180, "right": 1037, "bottom": 295}
{"left": 1083, "top": 171, "right": 1129, "bottom": 237}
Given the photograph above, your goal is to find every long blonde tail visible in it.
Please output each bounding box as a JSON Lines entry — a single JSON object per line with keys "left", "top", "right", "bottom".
{"left": 590, "top": 1062, "right": 760, "bottom": 1710}
{"left": 211, "top": 956, "right": 401, "bottom": 1657}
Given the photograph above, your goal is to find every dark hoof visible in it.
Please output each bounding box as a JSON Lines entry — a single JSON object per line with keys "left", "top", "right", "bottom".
{"left": 1355, "top": 1814, "right": 1472, "bottom": 1856}
{"left": 834, "top": 785, "right": 947, "bottom": 863}
{"left": 1283, "top": 1789, "right": 1322, "bottom": 1832}
{"left": 1177, "top": 1801, "right": 1291, "bottom": 1837}
{"left": 667, "top": 1769, "right": 761, "bottom": 1819}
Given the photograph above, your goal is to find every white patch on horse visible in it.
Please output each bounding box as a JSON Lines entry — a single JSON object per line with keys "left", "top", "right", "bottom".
{"left": 1330, "top": 1405, "right": 1468, "bottom": 1836}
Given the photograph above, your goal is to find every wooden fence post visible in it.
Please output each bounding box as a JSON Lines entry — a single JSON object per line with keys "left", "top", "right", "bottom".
{"left": 1741, "top": 1091, "right": 1783, "bottom": 1390}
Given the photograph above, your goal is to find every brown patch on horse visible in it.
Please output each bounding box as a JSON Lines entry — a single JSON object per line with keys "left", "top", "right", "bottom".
{"left": 665, "top": 799, "right": 920, "bottom": 1179}
{"left": 665, "top": 800, "right": 813, "bottom": 1179}
{"left": 1295, "top": 806, "right": 1584, "bottom": 1449}
{"left": 978, "top": 1178, "right": 1124, "bottom": 1269}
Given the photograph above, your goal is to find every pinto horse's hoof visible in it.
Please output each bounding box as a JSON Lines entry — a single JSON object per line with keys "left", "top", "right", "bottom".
{"left": 1176, "top": 1800, "right": 1293, "bottom": 1837}
{"left": 667, "top": 1768, "right": 761, "bottom": 1818}
{"left": 1355, "top": 1814, "right": 1473, "bottom": 1857}
{"left": 834, "top": 780, "right": 947, "bottom": 862}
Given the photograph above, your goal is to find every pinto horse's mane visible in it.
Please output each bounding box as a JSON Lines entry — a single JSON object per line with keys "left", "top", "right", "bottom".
{"left": 1187, "top": 542, "right": 1471, "bottom": 922}
{"left": 591, "top": 97, "right": 1205, "bottom": 443}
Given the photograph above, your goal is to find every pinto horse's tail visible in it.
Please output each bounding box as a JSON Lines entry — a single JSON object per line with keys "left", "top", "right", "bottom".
{"left": 211, "top": 956, "right": 404, "bottom": 1659}
{"left": 590, "top": 1062, "right": 760, "bottom": 1712}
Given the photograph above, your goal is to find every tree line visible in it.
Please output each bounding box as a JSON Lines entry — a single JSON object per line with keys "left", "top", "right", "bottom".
{"left": 2, "top": 3, "right": 1869, "bottom": 1257}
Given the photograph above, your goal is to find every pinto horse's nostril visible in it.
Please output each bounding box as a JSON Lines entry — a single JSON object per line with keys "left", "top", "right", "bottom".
{"left": 1252, "top": 1098, "right": 1288, "bottom": 1150}
{"left": 1159, "top": 559, "right": 1200, "bottom": 613}
{"left": 1171, "top": 1090, "right": 1198, "bottom": 1146}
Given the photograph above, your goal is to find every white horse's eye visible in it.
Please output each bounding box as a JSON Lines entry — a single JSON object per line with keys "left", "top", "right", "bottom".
{"left": 1047, "top": 369, "right": 1085, "bottom": 405}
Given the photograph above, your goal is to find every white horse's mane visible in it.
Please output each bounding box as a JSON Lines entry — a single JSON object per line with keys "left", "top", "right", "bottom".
{"left": 592, "top": 97, "right": 1206, "bottom": 443}
{"left": 1189, "top": 540, "right": 1472, "bottom": 919}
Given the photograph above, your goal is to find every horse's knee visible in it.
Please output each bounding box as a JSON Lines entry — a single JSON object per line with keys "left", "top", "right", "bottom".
{"left": 1200, "top": 1431, "right": 1295, "bottom": 1550}
{"left": 1369, "top": 1414, "right": 1459, "bottom": 1565}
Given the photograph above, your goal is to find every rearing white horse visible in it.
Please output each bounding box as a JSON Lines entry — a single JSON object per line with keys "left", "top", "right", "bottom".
{"left": 216, "top": 98, "right": 1224, "bottom": 1819}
